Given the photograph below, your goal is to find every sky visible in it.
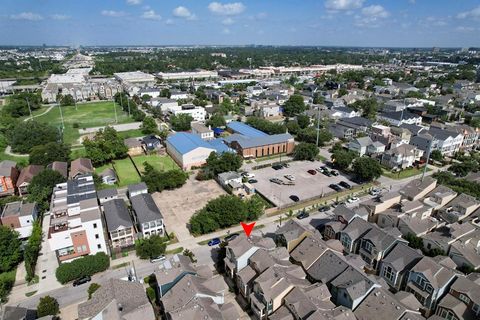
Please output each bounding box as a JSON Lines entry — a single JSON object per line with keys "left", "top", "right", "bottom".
{"left": 0, "top": 0, "right": 479, "bottom": 47}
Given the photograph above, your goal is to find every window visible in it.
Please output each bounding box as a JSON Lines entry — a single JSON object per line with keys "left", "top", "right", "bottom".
{"left": 81, "top": 245, "right": 87, "bottom": 252}
{"left": 426, "top": 284, "right": 433, "bottom": 293}
{"left": 362, "top": 240, "right": 373, "bottom": 253}
{"left": 95, "top": 234, "right": 99, "bottom": 239}
{"left": 76, "top": 246, "right": 83, "bottom": 253}
{"left": 97, "top": 244, "right": 102, "bottom": 249}
{"left": 415, "top": 274, "right": 427, "bottom": 289}
{"left": 382, "top": 265, "right": 395, "bottom": 283}
{"left": 473, "top": 304, "right": 479, "bottom": 314}
{"left": 459, "top": 294, "right": 470, "bottom": 304}
{"left": 93, "top": 223, "right": 97, "bottom": 229}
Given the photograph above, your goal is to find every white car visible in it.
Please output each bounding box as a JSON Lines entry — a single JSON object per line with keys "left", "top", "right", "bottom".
{"left": 284, "top": 174, "right": 295, "bottom": 181}
{"left": 347, "top": 196, "right": 359, "bottom": 203}
{"left": 242, "top": 172, "right": 255, "bottom": 179}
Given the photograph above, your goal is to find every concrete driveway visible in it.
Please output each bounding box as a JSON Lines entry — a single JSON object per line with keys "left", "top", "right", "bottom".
{"left": 152, "top": 174, "right": 227, "bottom": 242}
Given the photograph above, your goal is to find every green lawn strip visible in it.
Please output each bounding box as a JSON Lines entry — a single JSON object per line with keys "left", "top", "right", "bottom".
{"left": 112, "top": 158, "right": 141, "bottom": 187}
{"left": 70, "top": 147, "right": 87, "bottom": 160}
{"left": 111, "top": 262, "right": 130, "bottom": 270}
{"left": 165, "top": 247, "right": 183, "bottom": 255}
{"left": 131, "top": 154, "right": 178, "bottom": 173}
{"left": 382, "top": 167, "right": 431, "bottom": 180}
{"left": 117, "top": 129, "right": 144, "bottom": 139}
{"left": 254, "top": 153, "right": 288, "bottom": 163}
{"left": 25, "top": 291, "right": 37, "bottom": 297}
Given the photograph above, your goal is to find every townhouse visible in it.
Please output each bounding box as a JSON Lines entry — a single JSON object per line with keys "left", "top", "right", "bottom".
{"left": 434, "top": 274, "right": 480, "bottom": 320}
{"left": 437, "top": 193, "right": 480, "bottom": 224}
{"left": 16, "top": 165, "right": 43, "bottom": 196}
{"left": 103, "top": 199, "right": 136, "bottom": 250}
{"left": 0, "top": 201, "right": 38, "bottom": 240}
{"left": 130, "top": 193, "right": 164, "bottom": 238}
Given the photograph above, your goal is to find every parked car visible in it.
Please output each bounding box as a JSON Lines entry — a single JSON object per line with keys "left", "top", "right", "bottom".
{"left": 318, "top": 205, "right": 331, "bottom": 212}
{"left": 270, "top": 178, "right": 283, "bottom": 184}
{"left": 296, "top": 210, "right": 310, "bottom": 219}
{"left": 329, "top": 184, "right": 342, "bottom": 192}
{"left": 284, "top": 174, "right": 295, "bottom": 181}
{"left": 272, "top": 164, "right": 283, "bottom": 170}
{"left": 282, "top": 163, "right": 290, "bottom": 168}
{"left": 307, "top": 169, "right": 317, "bottom": 175}
{"left": 248, "top": 179, "right": 258, "bottom": 184}
{"left": 316, "top": 167, "right": 324, "bottom": 173}
{"left": 347, "top": 196, "right": 359, "bottom": 203}
{"left": 330, "top": 170, "right": 339, "bottom": 176}
{"left": 322, "top": 170, "right": 332, "bottom": 177}
{"left": 73, "top": 276, "right": 91, "bottom": 287}
{"left": 283, "top": 180, "right": 295, "bottom": 185}
{"left": 339, "top": 181, "right": 352, "bottom": 189}
{"left": 150, "top": 255, "right": 166, "bottom": 263}
{"left": 290, "top": 195, "right": 300, "bottom": 202}
{"left": 224, "top": 233, "right": 239, "bottom": 242}
{"left": 208, "top": 238, "right": 221, "bottom": 246}
{"left": 242, "top": 172, "right": 255, "bottom": 179}
{"left": 370, "top": 188, "right": 381, "bottom": 196}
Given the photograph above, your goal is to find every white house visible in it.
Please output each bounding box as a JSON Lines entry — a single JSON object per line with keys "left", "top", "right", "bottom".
{"left": 378, "top": 111, "right": 422, "bottom": 126}
{"left": 169, "top": 90, "right": 189, "bottom": 100}
{"left": 331, "top": 106, "right": 361, "bottom": 118}
{"left": 260, "top": 104, "right": 281, "bottom": 118}
{"left": 381, "top": 144, "right": 424, "bottom": 169}
{"left": 171, "top": 105, "right": 206, "bottom": 122}
{"left": 348, "top": 137, "right": 385, "bottom": 156}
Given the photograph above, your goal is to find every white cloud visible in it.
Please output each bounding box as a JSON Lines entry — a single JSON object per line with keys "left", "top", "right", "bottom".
{"left": 51, "top": 14, "right": 70, "bottom": 20}
{"left": 361, "top": 5, "right": 389, "bottom": 18}
{"left": 222, "top": 17, "right": 235, "bottom": 25}
{"left": 173, "top": 6, "right": 196, "bottom": 20}
{"left": 409, "top": 0, "right": 416, "bottom": 4}
{"left": 141, "top": 10, "right": 161, "bottom": 20}
{"left": 222, "top": 27, "right": 231, "bottom": 34}
{"left": 324, "top": 0, "right": 364, "bottom": 11}
{"left": 101, "top": 10, "right": 126, "bottom": 17}
{"left": 456, "top": 26, "right": 475, "bottom": 32}
{"left": 126, "top": 0, "right": 142, "bottom": 5}
{"left": 457, "top": 6, "right": 480, "bottom": 20}
{"left": 10, "top": 12, "right": 43, "bottom": 21}
{"left": 208, "top": 2, "right": 245, "bottom": 16}
{"left": 165, "top": 18, "right": 174, "bottom": 25}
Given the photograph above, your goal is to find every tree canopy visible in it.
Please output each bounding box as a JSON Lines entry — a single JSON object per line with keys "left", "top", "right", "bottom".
{"left": 0, "top": 226, "right": 22, "bottom": 273}
{"left": 29, "top": 142, "right": 71, "bottom": 166}
{"left": 205, "top": 152, "right": 243, "bottom": 175}
{"left": 352, "top": 157, "right": 382, "bottom": 181}
{"left": 83, "top": 126, "right": 128, "bottom": 166}
{"left": 206, "top": 114, "right": 226, "bottom": 128}
{"left": 28, "top": 169, "right": 67, "bottom": 211}
{"left": 135, "top": 235, "right": 167, "bottom": 259}
{"left": 8, "top": 121, "right": 59, "bottom": 154}
{"left": 141, "top": 163, "right": 188, "bottom": 192}
{"left": 246, "top": 117, "right": 286, "bottom": 134}
{"left": 140, "top": 116, "right": 159, "bottom": 135}
{"left": 293, "top": 142, "right": 319, "bottom": 161}
{"left": 37, "top": 296, "right": 60, "bottom": 317}
{"left": 282, "top": 94, "right": 307, "bottom": 117}
{"left": 170, "top": 114, "right": 193, "bottom": 131}
{"left": 3, "top": 92, "right": 42, "bottom": 118}
{"left": 189, "top": 195, "right": 263, "bottom": 235}
{"left": 331, "top": 149, "right": 358, "bottom": 170}
{"left": 350, "top": 98, "right": 378, "bottom": 120}
{"left": 60, "top": 94, "right": 75, "bottom": 107}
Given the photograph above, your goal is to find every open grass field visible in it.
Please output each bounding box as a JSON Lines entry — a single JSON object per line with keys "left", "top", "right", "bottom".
{"left": 112, "top": 158, "right": 141, "bottom": 187}
{"left": 117, "top": 129, "right": 144, "bottom": 139}
{"left": 131, "top": 154, "right": 178, "bottom": 172}
{"left": 382, "top": 167, "right": 431, "bottom": 180}
{"left": 31, "top": 102, "right": 135, "bottom": 145}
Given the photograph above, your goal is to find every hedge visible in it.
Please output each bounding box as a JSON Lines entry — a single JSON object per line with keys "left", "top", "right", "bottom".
{"left": 0, "top": 270, "right": 16, "bottom": 301}
{"left": 24, "top": 222, "right": 42, "bottom": 282}
{"left": 55, "top": 252, "right": 110, "bottom": 284}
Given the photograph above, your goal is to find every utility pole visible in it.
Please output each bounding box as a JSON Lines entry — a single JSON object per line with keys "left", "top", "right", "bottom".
{"left": 316, "top": 106, "right": 321, "bottom": 147}
{"left": 26, "top": 97, "right": 33, "bottom": 121}
{"left": 421, "top": 135, "right": 435, "bottom": 182}
{"left": 113, "top": 100, "right": 118, "bottom": 123}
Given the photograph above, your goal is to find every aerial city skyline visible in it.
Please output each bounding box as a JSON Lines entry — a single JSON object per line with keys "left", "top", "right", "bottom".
{"left": 0, "top": 0, "right": 479, "bottom": 47}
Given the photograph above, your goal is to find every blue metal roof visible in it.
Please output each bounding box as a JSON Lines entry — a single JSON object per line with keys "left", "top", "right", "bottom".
{"left": 227, "top": 121, "right": 268, "bottom": 138}
{"left": 167, "top": 132, "right": 233, "bottom": 155}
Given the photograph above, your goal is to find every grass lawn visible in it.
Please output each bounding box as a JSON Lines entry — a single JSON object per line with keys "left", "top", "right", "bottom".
{"left": 0, "top": 148, "right": 28, "bottom": 166}
{"left": 32, "top": 102, "right": 135, "bottom": 145}
{"left": 117, "top": 129, "right": 144, "bottom": 140}
{"left": 131, "top": 154, "right": 178, "bottom": 172}
{"left": 112, "top": 158, "right": 141, "bottom": 187}
{"left": 254, "top": 153, "right": 288, "bottom": 163}
{"left": 382, "top": 167, "right": 431, "bottom": 180}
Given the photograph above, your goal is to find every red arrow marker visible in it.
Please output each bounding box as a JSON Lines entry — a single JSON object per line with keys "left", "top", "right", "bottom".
{"left": 241, "top": 222, "right": 256, "bottom": 237}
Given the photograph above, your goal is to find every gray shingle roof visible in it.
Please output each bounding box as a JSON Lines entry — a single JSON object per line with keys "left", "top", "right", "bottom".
{"left": 130, "top": 193, "right": 163, "bottom": 224}
{"left": 382, "top": 242, "right": 422, "bottom": 273}
{"left": 103, "top": 199, "right": 133, "bottom": 232}
{"left": 330, "top": 267, "right": 377, "bottom": 301}
{"left": 307, "top": 251, "right": 349, "bottom": 283}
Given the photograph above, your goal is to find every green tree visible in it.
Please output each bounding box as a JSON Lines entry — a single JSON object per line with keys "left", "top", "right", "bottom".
{"left": 293, "top": 142, "right": 319, "bottom": 161}
{"left": 449, "top": 160, "right": 479, "bottom": 177}
{"left": 135, "top": 235, "right": 167, "bottom": 259}
{"left": 141, "top": 163, "right": 188, "bottom": 192}
{"left": 83, "top": 126, "right": 128, "bottom": 165}
{"left": 37, "top": 296, "right": 59, "bottom": 317}
{"left": 285, "top": 121, "right": 301, "bottom": 135}
{"left": 55, "top": 253, "right": 110, "bottom": 284}
{"left": 430, "top": 150, "right": 443, "bottom": 162}
{"left": 140, "top": 116, "right": 159, "bottom": 135}
{"left": 24, "top": 222, "right": 42, "bottom": 282}
{"left": 246, "top": 117, "right": 286, "bottom": 134}
{"left": 331, "top": 150, "right": 357, "bottom": 170}
{"left": 404, "top": 233, "right": 424, "bottom": 249}
{"left": 29, "top": 142, "right": 71, "bottom": 166}
{"left": 206, "top": 114, "right": 226, "bottom": 128}
{"left": 205, "top": 152, "right": 243, "bottom": 175}
{"left": 170, "top": 114, "right": 193, "bottom": 131}
{"left": 60, "top": 94, "right": 75, "bottom": 107}
{"left": 352, "top": 157, "right": 382, "bottom": 181}
{"left": 351, "top": 98, "right": 378, "bottom": 120}
{"left": 282, "top": 94, "right": 307, "bottom": 117}
{"left": 3, "top": 92, "right": 42, "bottom": 118}
{"left": 296, "top": 114, "right": 310, "bottom": 129}
{"left": 28, "top": 169, "right": 66, "bottom": 212}
{"left": 160, "top": 88, "right": 171, "bottom": 98}
{"left": 8, "top": 121, "right": 59, "bottom": 154}
{"left": 88, "top": 283, "right": 101, "bottom": 300}
{"left": 0, "top": 226, "right": 22, "bottom": 273}
{"left": 338, "top": 87, "right": 348, "bottom": 97}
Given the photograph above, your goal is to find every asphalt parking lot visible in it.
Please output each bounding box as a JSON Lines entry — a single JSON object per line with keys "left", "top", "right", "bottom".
{"left": 251, "top": 160, "right": 358, "bottom": 207}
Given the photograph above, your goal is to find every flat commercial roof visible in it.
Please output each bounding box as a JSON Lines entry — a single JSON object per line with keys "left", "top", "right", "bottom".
{"left": 227, "top": 121, "right": 268, "bottom": 138}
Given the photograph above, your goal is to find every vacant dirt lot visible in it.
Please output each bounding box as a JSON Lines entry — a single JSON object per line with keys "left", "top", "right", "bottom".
{"left": 152, "top": 173, "right": 227, "bottom": 242}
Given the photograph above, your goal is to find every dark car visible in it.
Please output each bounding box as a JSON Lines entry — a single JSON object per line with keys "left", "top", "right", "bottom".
{"left": 318, "top": 205, "right": 331, "bottom": 212}
{"left": 329, "top": 184, "right": 342, "bottom": 192}
{"left": 339, "top": 181, "right": 352, "bottom": 189}
{"left": 73, "top": 275, "right": 91, "bottom": 287}
{"left": 248, "top": 179, "right": 258, "bottom": 184}
{"left": 322, "top": 170, "right": 332, "bottom": 177}
{"left": 290, "top": 195, "right": 300, "bottom": 202}
{"left": 208, "top": 238, "right": 221, "bottom": 246}
{"left": 307, "top": 169, "right": 317, "bottom": 175}
{"left": 272, "top": 164, "right": 283, "bottom": 170}
{"left": 282, "top": 163, "right": 290, "bottom": 168}
{"left": 296, "top": 210, "right": 310, "bottom": 219}
{"left": 224, "top": 233, "right": 239, "bottom": 242}
{"left": 330, "top": 170, "right": 339, "bottom": 176}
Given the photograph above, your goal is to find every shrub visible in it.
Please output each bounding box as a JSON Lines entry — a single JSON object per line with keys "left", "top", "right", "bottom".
{"left": 87, "top": 283, "right": 101, "bottom": 299}
{"left": 55, "top": 252, "right": 110, "bottom": 284}
{"left": 72, "top": 122, "right": 80, "bottom": 128}
{"left": 37, "top": 295, "right": 59, "bottom": 317}
{"left": 146, "top": 287, "right": 156, "bottom": 302}
{"left": 0, "top": 271, "right": 16, "bottom": 301}
{"left": 24, "top": 222, "right": 42, "bottom": 282}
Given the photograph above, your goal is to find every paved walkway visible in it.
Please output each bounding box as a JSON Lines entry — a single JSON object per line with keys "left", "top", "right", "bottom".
{"left": 78, "top": 122, "right": 142, "bottom": 134}
{"left": 22, "top": 105, "right": 55, "bottom": 122}
{"left": 3, "top": 146, "right": 28, "bottom": 157}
